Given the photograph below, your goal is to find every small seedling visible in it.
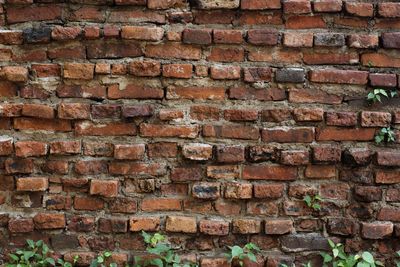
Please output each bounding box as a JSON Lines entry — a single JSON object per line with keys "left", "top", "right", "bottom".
{"left": 90, "top": 251, "right": 116, "bottom": 267}
{"left": 226, "top": 243, "right": 260, "bottom": 267}
{"left": 303, "top": 194, "right": 323, "bottom": 211}
{"left": 321, "top": 240, "right": 383, "bottom": 267}
{"left": 135, "top": 231, "right": 197, "bottom": 267}
{"left": 367, "top": 88, "right": 398, "bottom": 103}
{"left": 375, "top": 127, "right": 396, "bottom": 144}
{"left": 6, "top": 239, "right": 56, "bottom": 267}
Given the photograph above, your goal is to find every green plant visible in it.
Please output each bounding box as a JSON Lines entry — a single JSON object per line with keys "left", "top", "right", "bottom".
{"left": 395, "top": 251, "right": 400, "bottom": 267}
{"left": 375, "top": 127, "right": 396, "bottom": 144}
{"left": 367, "top": 88, "right": 397, "bottom": 103}
{"left": 320, "top": 240, "right": 383, "bottom": 267}
{"left": 303, "top": 194, "right": 323, "bottom": 211}
{"left": 57, "top": 256, "right": 79, "bottom": 267}
{"left": 90, "top": 251, "right": 116, "bottom": 267}
{"left": 225, "top": 243, "right": 260, "bottom": 267}
{"left": 6, "top": 239, "right": 56, "bottom": 267}
{"left": 134, "top": 231, "right": 197, "bottom": 267}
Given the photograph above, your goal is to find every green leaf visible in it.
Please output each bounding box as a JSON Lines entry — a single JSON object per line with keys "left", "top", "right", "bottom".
{"left": 103, "top": 252, "right": 112, "bottom": 258}
{"left": 361, "top": 252, "right": 374, "bottom": 264}
{"left": 231, "top": 246, "right": 244, "bottom": 258}
{"left": 304, "top": 195, "right": 312, "bottom": 206}
{"left": 247, "top": 252, "right": 257, "bottom": 262}
{"left": 149, "top": 258, "right": 163, "bottom": 267}
{"left": 356, "top": 262, "right": 369, "bottom": 267}
{"left": 109, "top": 263, "right": 117, "bottom": 267}
{"left": 27, "top": 240, "right": 35, "bottom": 249}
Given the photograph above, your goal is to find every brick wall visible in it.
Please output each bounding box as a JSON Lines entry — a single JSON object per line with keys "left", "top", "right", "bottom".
{"left": 0, "top": 0, "right": 400, "bottom": 266}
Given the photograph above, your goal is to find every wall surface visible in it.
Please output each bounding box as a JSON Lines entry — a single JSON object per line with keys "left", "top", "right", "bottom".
{"left": 0, "top": 0, "right": 400, "bottom": 266}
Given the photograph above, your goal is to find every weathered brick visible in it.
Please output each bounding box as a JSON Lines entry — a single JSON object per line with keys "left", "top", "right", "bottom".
{"left": 284, "top": 32, "right": 313, "bottom": 47}
{"left": 182, "top": 143, "right": 213, "bottom": 161}
{"left": 283, "top": 0, "right": 312, "bottom": 14}
{"left": 90, "top": 180, "right": 119, "bottom": 198}
{"left": 248, "top": 29, "right": 279, "bottom": 45}
{"left": 166, "top": 216, "right": 197, "bottom": 233}
{"left": 121, "top": 26, "right": 164, "bottom": 41}
{"left": 362, "top": 222, "right": 393, "bottom": 239}
{"left": 199, "top": 219, "right": 229, "bottom": 235}
{"left": 310, "top": 69, "right": 368, "bottom": 85}
{"left": 243, "top": 165, "right": 297, "bottom": 180}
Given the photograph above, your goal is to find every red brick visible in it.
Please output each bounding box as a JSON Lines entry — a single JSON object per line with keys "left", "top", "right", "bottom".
{"left": 281, "top": 150, "right": 310, "bottom": 165}
{"left": 16, "top": 177, "right": 48, "bottom": 191}
{"left": 247, "top": 29, "right": 279, "bottom": 45}
{"left": 167, "top": 86, "right": 225, "bottom": 100}
{"left": 262, "top": 127, "right": 314, "bottom": 143}
{"left": 141, "top": 198, "right": 181, "bottom": 211}
{"left": 182, "top": 29, "right": 212, "bottom": 44}
{"left": 130, "top": 217, "right": 160, "bottom": 232}
{"left": 114, "top": 144, "right": 145, "bottom": 160}
{"left": 283, "top": 0, "right": 312, "bottom": 14}
{"left": 63, "top": 63, "right": 94, "bottom": 80}
{"left": 75, "top": 160, "right": 107, "bottom": 175}
{"left": 377, "top": 151, "right": 400, "bottom": 167}
{"left": 232, "top": 219, "right": 261, "bottom": 234}
{"left": 313, "top": 145, "right": 341, "bottom": 163}
{"left": 229, "top": 87, "right": 286, "bottom": 101}
{"left": 348, "top": 34, "right": 378, "bottom": 48}
{"left": 241, "top": 0, "right": 281, "bottom": 9}
{"left": 5, "top": 158, "right": 34, "bottom": 174}
{"left": 108, "top": 84, "right": 163, "bottom": 99}
{"left": 109, "top": 162, "right": 166, "bottom": 176}
{"left": 121, "top": 26, "right": 164, "bottom": 41}
{"left": 326, "top": 111, "right": 357, "bottom": 126}
{"left": 140, "top": 123, "right": 199, "bottom": 138}
{"left": 31, "top": 64, "right": 61, "bottom": 78}
{"left": 1, "top": 66, "right": 28, "bottom": 82}
{"left": 376, "top": 170, "right": 400, "bottom": 184}
{"left": 7, "top": 5, "right": 62, "bottom": 24}
{"left": 15, "top": 141, "right": 47, "bottom": 157}
{"left": 369, "top": 73, "right": 397, "bottom": 87}
{"left": 305, "top": 165, "right": 336, "bottom": 179}
{"left": 378, "top": 3, "right": 400, "bottom": 18}
{"left": 243, "top": 67, "right": 272, "bottom": 82}
{"left": 361, "top": 111, "right": 391, "bottom": 127}
{"left": 203, "top": 125, "right": 260, "bottom": 140}
{"left": 50, "top": 141, "right": 81, "bottom": 155}
{"left": 316, "top": 127, "right": 375, "bottom": 141}
{"left": 148, "top": 142, "right": 178, "bottom": 158}
{"left": 148, "top": 0, "right": 186, "bottom": 9}
{"left": 265, "top": 220, "right": 293, "bottom": 234}
{"left": 254, "top": 183, "right": 285, "bottom": 199}
{"left": 225, "top": 182, "right": 252, "bottom": 199}
{"left": 303, "top": 52, "right": 359, "bottom": 65}
{"left": 162, "top": 64, "right": 192, "bottom": 78}
{"left": 243, "top": 165, "right": 297, "bottom": 180}
{"left": 182, "top": 143, "right": 213, "bottom": 161}
{"left": 213, "top": 29, "right": 243, "bottom": 44}
{"left": 313, "top": 0, "right": 342, "bottom": 12}
{"left": 361, "top": 53, "right": 400, "bottom": 68}
{"left": 8, "top": 218, "right": 34, "bottom": 233}
{"left": 90, "top": 180, "right": 119, "bottom": 198}
{"left": 207, "top": 47, "right": 245, "bottom": 62}
{"left": 58, "top": 103, "right": 90, "bottom": 119}
{"left": 0, "top": 137, "right": 13, "bottom": 156}
{"left": 293, "top": 108, "right": 324, "bottom": 121}
{"left": 145, "top": 43, "right": 201, "bottom": 60}
{"left": 51, "top": 26, "right": 81, "bottom": 41}
{"left": 284, "top": 32, "right": 313, "bottom": 47}
{"left": 159, "top": 109, "right": 184, "bottom": 121}
{"left": 345, "top": 2, "right": 373, "bottom": 17}
{"left": 199, "top": 220, "right": 229, "bottom": 235}
{"left": 87, "top": 42, "right": 143, "bottom": 59}
{"left": 286, "top": 15, "right": 326, "bottom": 29}
{"left": 210, "top": 66, "right": 241, "bottom": 80}
{"left": 0, "top": 30, "right": 23, "bottom": 45}
{"left": 166, "top": 216, "right": 197, "bottom": 233}
{"left": 75, "top": 121, "right": 137, "bottom": 136}
{"left": 362, "top": 222, "right": 393, "bottom": 239}
{"left": 74, "top": 197, "right": 104, "bottom": 211}
{"left": 33, "top": 213, "right": 65, "bottom": 229}
{"left": 309, "top": 69, "right": 368, "bottom": 85}
{"left": 14, "top": 118, "right": 72, "bottom": 132}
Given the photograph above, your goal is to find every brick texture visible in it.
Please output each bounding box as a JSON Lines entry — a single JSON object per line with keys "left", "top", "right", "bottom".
{"left": 0, "top": 0, "right": 399, "bottom": 265}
